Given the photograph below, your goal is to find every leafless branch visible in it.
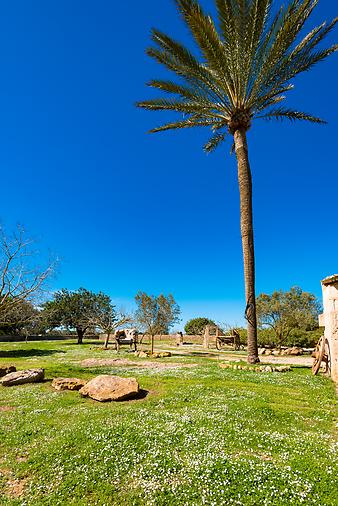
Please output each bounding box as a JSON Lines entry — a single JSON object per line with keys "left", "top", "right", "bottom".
{"left": 0, "top": 224, "right": 56, "bottom": 326}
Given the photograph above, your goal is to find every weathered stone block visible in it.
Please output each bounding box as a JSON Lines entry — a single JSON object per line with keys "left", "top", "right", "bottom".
{"left": 0, "top": 368, "right": 44, "bottom": 386}
{"left": 79, "top": 375, "right": 139, "bottom": 402}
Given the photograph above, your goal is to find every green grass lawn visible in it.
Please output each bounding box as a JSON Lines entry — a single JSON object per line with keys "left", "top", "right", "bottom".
{"left": 0, "top": 340, "right": 337, "bottom": 505}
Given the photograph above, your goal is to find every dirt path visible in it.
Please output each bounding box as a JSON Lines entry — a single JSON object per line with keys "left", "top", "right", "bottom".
{"left": 160, "top": 345, "right": 313, "bottom": 367}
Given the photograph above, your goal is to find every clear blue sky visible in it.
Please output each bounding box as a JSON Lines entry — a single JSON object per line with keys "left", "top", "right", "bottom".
{"left": 0, "top": 0, "right": 337, "bottom": 327}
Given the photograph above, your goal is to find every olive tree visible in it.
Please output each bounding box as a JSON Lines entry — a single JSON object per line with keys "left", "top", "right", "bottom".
{"left": 43, "top": 288, "right": 112, "bottom": 344}
{"left": 256, "top": 286, "right": 321, "bottom": 347}
{"left": 135, "top": 291, "right": 181, "bottom": 354}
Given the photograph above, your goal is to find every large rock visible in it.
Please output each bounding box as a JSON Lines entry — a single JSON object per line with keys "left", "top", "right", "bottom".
{"left": 52, "top": 377, "right": 87, "bottom": 391}
{"left": 288, "top": 347, "right": 303, "bottom": 356}
{"left": 79, "top": 375, "right": 139, "bottom": 402}
{"left": 0, "top": 368, "right": 44, "bottom": 386}
{"left": 0, "top": 366, "right": 16, "bottom": 377}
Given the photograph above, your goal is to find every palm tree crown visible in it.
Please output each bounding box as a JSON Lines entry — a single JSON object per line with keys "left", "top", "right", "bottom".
{"left": 138, "top": 0, "right": 337, "bottom": 151}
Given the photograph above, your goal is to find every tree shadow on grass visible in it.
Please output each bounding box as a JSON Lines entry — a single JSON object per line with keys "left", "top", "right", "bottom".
{"left": 0, "top": 349, "right": 66, "bottom": 358}
{"left": 59, "top": 341, "right": 101, "bottom": 346}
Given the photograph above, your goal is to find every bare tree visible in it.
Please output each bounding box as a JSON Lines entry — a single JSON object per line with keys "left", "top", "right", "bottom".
{"left": 94, "top": 307, "right": 132, "bottom": 349}
{"left": 0, "top": 225, "right": 55, "bottom": 327}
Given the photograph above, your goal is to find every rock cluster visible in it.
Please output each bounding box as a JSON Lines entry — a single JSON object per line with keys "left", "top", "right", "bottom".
{"left": 0, "top": 368, "right": 45, "bottom": 386}
{"left": 134, "top": 351, "right": 171, "bottom": 359}
{"left": 0, "top": 367, "right": 141, "bottom": 403}
{"left": 0, "top": 366, "right": 16, "bottom": 377}
{"left": 258, "top": 347, "right": 303, "bottom": 356}
{"left": 220, "top": 363, "right": 291, "bottom": 373}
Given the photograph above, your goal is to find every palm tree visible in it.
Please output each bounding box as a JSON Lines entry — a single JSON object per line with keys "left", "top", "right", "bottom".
{"left": 137, "top": 0, "right": 337, "bottom": 363}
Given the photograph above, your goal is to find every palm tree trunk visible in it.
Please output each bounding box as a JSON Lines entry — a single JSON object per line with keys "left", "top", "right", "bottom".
{"left": 234, "top": 128, "right": 259, "bottom": 364}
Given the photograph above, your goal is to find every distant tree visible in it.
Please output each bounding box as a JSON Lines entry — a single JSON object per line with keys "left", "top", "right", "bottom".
{"left": 0, "top": 224, "right": 54, "bottom": 327}
{"left": 256, "top": 287, "right": 321, "bottom": 347}
{"left": 43, "top": 288, "right": 112, "bottom": 344}
{"left": 135, "top": 292, "right": 181, "bottom": 354}
{"left": 0, "top": 300, "right": 40, "bottom": 336}
{"left": 184, "top": 317, "right": 215, "bottom": 335}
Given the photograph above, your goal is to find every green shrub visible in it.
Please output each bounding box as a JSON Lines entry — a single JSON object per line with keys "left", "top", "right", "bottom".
{"left": 184, "top": 317, "right": 215, "bottom": 335}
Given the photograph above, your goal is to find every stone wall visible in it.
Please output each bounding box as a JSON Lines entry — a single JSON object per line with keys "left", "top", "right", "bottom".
{"left": 320, "top": 275, "right": 338, "bottom": 382}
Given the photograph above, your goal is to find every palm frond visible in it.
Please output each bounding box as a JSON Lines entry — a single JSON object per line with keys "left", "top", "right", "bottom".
{"left": 243, "top": 0, "right": 273, "bottom": 95}
{"left": 272, "top": 43, "right": 338, "bottom": 91}
{"left": 203, "top": 132, "right": 226, "bottom": 153}
{"left": 149, "top": 116, "right": 224, "bottom": 133}
{"left": 248, "top": 0, "right": 320, "bottom": 104}
{"left": 174, "top": 0, "right": 236, "bottom": 105}
{"left": 145, "top": 79, "right": 231, "bottom": 116}
{"left": 147, "top": 79, "right": 202, "bottom": 100}
{"left": 258, "top": 107, "right": 326, "bottom": 123}
{"left": 137, "top": 97, "right": 217, "bottom": 115}
{"left": 254, "top": 84, "right": 294, "bottom": 111}
{"left": 258, "top": 17, "right": 338, "bottom": 94}
{"left": 146, "top": 33, "right": 231, "bottom": 111}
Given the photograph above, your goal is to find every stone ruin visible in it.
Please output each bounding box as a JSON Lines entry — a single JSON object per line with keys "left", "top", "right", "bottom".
{"left": 318, "top": 274, "right": 338, "bottom": 381}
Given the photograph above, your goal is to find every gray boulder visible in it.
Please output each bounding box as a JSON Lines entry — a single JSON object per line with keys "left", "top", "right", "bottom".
{"left": 0, "top": 368, "right": 44, "bottom": 386}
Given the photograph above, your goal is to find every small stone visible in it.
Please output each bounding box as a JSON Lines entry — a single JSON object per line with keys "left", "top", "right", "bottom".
{"left": 79, "top": 375, "right": 139, "bottom": 402}
{"left": 135, "top": 351, "right": 148, "bottom": 358}
{"left": 159, "top": 352, "right": 172, "bottom": 358}
{"left": 0, "top": 366, "right": 16, "bottom": 377}
{"left": 265, "top": 366, "right": 273, "bottom": 373}
{"left": 289, "top": 347, "right": 303, "bottom": 356}
{"left": 52, "top": 378, "right": 87, "bottom": 391}
{"left": 264, "top": 350, "right": 272, "bottom": 356}
{"left": 0, "top": 368, "right": 44, "bottom": 386}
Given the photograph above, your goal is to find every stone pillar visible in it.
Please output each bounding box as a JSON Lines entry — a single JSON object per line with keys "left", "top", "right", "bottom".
{"left": 203, "top": 325, "right": 210, "bottom": 349}
{"left": 320, "top": 275, "right": 338, "bottom": 382}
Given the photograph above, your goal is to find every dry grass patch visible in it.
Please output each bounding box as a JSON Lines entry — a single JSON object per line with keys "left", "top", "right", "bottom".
{"left": 4, "top": 477, "right": 28, "bottom": 498}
